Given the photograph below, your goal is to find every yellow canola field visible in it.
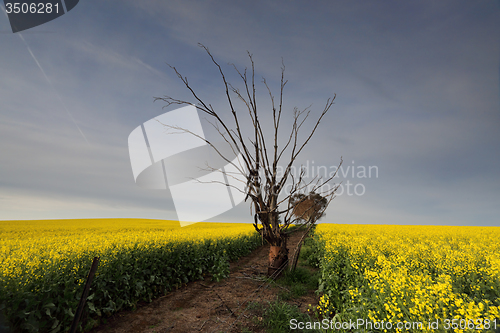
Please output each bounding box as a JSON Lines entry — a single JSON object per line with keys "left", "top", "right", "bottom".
{"left": 316, "top": 224, "right": 500, "bottom": 332}
{"left": 0, "top": 219, "right": 260, "bottom": 332}
{"left": 0, "top": 219, "right": 256, "bottom": 284}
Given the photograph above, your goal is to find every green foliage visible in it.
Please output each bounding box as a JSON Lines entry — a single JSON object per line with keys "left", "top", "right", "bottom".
{"left": 312, "top": 225, "right": 500, "bottom": 332}
{"left": 276, "top": 267, "right": 320, "bottom": 301}
{"left": 299, "top": 229, "right": 324, "bottom": 268}
{"left": 209, "top": 250, "right": 230, "bottom": 282}
{"left": 263, "top": 300, "right": 319, "bottom": 333}
{"left": 0, "top": 233, "right": 261, "bottom": 333}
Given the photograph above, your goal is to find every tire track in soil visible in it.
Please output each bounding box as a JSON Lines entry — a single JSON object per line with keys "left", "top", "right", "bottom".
{"left": 88, "top": 230, "right": 317, "bottom": 333}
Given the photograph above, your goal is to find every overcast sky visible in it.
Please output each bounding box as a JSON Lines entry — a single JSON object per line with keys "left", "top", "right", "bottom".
{"left": 1, "top": 0, "right": 499, "bottom": 226}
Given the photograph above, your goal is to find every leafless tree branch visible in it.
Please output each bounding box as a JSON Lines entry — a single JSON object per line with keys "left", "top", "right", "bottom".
{"left": 155, "top": 44, "right": 341, "bottom": 275}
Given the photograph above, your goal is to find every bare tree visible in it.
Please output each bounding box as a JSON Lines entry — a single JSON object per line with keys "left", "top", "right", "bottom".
{"left": 155, "top": 44, "right": 342, "bottom": 276}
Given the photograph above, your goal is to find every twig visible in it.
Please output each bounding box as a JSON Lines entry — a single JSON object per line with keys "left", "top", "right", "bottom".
{"left": 215, "top": 292, "right": 237, "bottom": 318}
{"left": 199, "top": 283, "right": 213, "bottom": 289}
{"left": 198, "top": 319, "right": 208, "bottom": 331}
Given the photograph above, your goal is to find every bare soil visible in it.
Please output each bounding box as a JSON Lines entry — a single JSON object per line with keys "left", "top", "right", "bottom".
{"left": 88, "top": 231, "right": 318, "bottom": 333}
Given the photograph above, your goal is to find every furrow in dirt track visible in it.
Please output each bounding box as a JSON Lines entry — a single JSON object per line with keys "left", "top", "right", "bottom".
{"left": 88, "top": 230, "right": 316, "bottom": 333}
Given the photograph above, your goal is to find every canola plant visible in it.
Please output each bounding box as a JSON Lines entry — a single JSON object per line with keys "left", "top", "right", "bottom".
{"left": 314, "top": 224, "right": 500, "bottom": 332}
{"left": 0, "top": 219, "right": 260, "bottom": 332}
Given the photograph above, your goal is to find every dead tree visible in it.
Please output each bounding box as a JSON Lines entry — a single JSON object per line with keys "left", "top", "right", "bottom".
{"left": 155, "top": 43, "right": 342, "bottom": 276}
{"left": 287, "top": 192, "right": 328, "bottom": 272}
{"left": 290, "top": 192, "right": 327, "bottom": 223}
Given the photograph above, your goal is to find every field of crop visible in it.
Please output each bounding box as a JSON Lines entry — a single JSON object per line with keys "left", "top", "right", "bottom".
{"left": 0, "top": 219, "right": 261, "bottom": 333}
{"left": 313, "top": 224, "right": 500, "bottom": 332}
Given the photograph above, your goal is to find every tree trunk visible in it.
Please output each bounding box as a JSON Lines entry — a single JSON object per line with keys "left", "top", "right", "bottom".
{"left": 289, "top": 223, "right": 315, "bottom": 272}
{"left": 268, "top": 243, "right": 288, "bottom": 277}
{"left": 288, "top": 241, "right": 303, "bottom": 273}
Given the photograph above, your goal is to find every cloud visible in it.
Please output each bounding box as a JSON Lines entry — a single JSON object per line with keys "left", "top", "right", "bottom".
{"left": 0, "top": 0, "right": 498, "bottom": 225}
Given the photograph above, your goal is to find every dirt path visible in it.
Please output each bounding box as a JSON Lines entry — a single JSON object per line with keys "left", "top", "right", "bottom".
{"left": 88, "top": 231, "right": 317, "bottom": 333}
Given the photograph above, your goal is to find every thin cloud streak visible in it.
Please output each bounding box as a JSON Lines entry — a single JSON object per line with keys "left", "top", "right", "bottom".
{"left": 16, "top": 32, "right": 90, "bottom": 145}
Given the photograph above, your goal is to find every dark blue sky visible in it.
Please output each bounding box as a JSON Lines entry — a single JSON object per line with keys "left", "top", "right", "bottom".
{"left": 0, "top": 0, "right": 499, "bottom": 225}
